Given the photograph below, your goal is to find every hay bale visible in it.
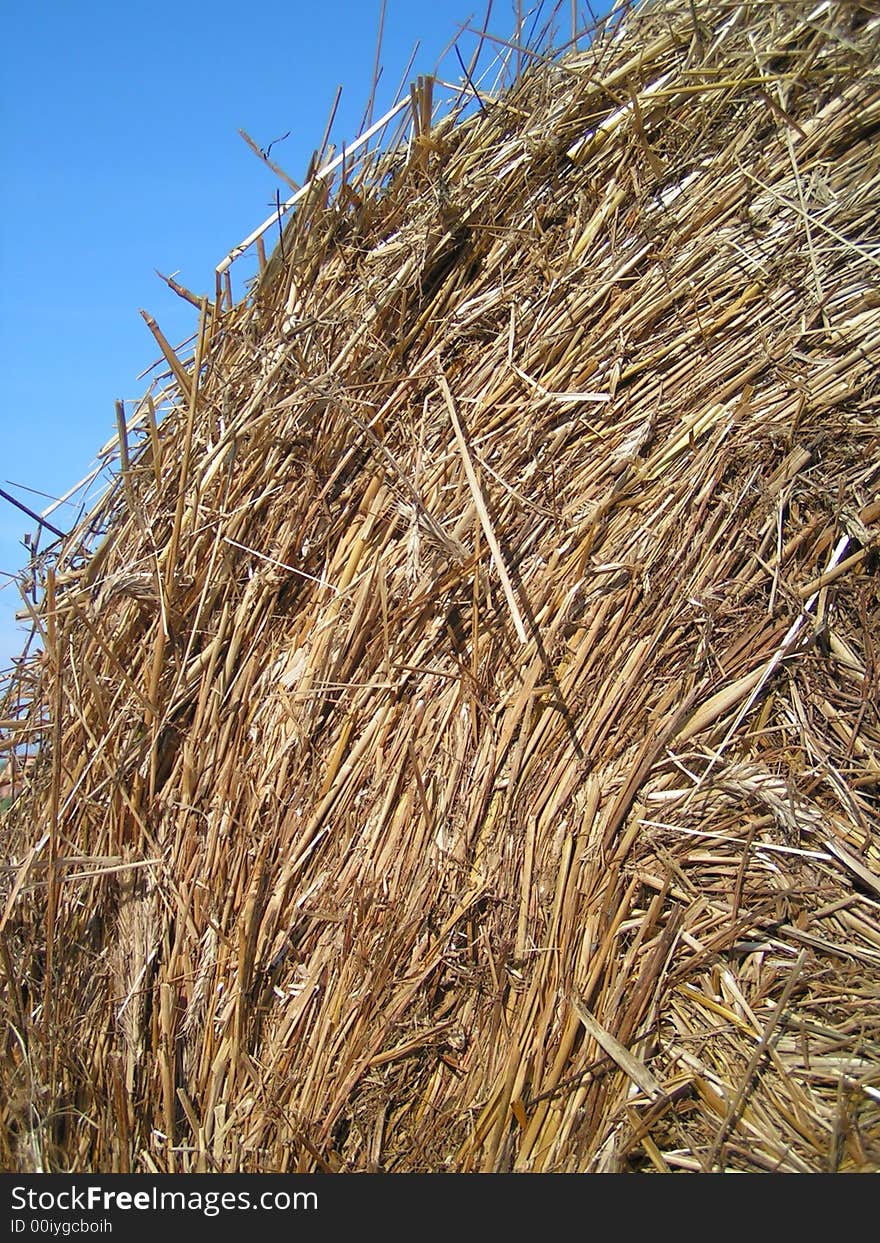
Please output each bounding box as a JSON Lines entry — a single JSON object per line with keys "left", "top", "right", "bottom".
{"left": 2, "top": 0, "right": 879, "bottom": 1173}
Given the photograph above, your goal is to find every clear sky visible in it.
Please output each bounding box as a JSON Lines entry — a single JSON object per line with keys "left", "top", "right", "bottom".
{"left": 0, "top": 0, "right": 608, "bottom": 671}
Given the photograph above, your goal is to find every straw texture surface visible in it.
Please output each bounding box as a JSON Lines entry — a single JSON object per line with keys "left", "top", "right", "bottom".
{"left": 2, "top": 0, "right": 879, "bottom": 1172}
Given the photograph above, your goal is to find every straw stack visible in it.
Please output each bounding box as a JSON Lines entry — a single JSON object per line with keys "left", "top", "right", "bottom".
{"left": 2, "top": 0, "right": 879, "bottom": 1172}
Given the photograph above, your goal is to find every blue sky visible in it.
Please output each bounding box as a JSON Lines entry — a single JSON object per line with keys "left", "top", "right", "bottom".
{"left": 0, "top": 1, "right": 606, "bottom": 671}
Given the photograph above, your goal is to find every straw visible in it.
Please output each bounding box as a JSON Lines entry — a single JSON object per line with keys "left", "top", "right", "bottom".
{"left": 1, "top": 0, "right": 878, "bottom": 1174}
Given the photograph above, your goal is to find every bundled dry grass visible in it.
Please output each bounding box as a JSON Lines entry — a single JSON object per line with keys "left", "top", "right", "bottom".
{"left": 2, "top": 0, "right": 879, "bottom": 1173}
